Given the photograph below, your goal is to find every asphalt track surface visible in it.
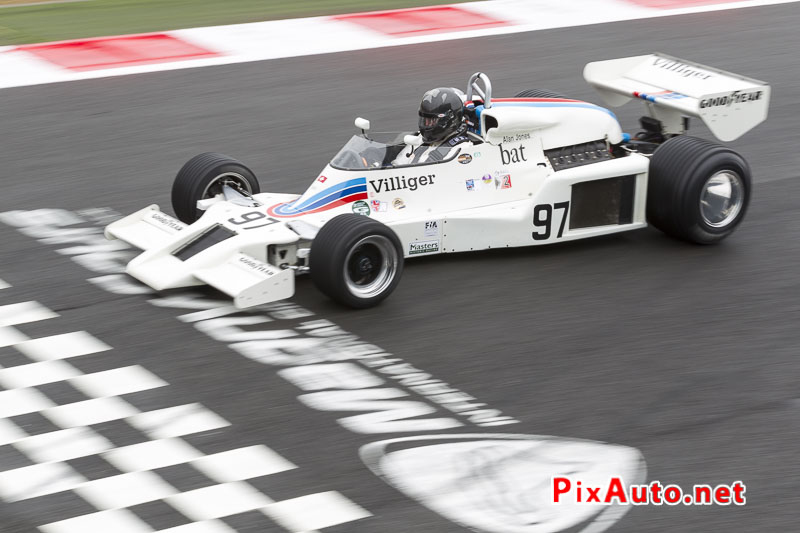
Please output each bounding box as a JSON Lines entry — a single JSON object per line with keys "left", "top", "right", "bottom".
{"left": 1, "top": 3, "right": 800, "bottom": 532}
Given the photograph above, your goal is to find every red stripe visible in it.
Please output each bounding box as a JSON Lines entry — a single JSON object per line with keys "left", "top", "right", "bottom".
{"left": 19, "top": 33, "right": 218, "bottom": 71}
{"left": 493, "top": 98, "right": 584, "bottom": 103}
{"left": 267, "top": 192, "right": 368, "bottom": 218}
{"left": 334, "top": 6, "right": 508, "bottom": 37}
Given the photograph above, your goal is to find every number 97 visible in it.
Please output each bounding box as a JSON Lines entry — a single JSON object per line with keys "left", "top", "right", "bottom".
{"left": 532, "top": 201, "right": 569, "bottom": 241}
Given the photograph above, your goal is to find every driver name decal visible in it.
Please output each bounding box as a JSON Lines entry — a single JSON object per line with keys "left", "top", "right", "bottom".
{"left": 268, "top": 177, "right": 368, "bottom": 217}
{"left": 369, "top": 174, "right": 435, "bottom": 193}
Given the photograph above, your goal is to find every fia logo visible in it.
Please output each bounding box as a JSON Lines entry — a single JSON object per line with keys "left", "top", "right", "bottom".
{"left": 500, "top": 144, "right": 527, "bottom": 165}
{"left": 424, "top": 220, "right": 439, "bottom": 237}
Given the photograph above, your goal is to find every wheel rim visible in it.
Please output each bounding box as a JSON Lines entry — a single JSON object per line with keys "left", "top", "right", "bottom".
{"left": 344, "top": 235, "right": 398, "bottom": 299}
{"left": 201, "top": 172, "right": 253, "bottom": 200}
{"left": 699, "top": 170, "right": 745, "bottom": 228}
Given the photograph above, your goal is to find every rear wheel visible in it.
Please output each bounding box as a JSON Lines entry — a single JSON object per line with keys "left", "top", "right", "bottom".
{"left": 514, "top": 89, "right": 568, "bottom": 99}
{"left": 310, "top": 214, "right": 404, "bottom": 308}
{"left": 647, "top": 136, "right": 751, "bottom": 244}
{"left": 171, "top": 152, "right": 260, "bottom": 224}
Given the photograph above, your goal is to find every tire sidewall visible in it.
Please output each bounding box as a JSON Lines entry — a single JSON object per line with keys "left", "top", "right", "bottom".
{"left": 681, "top": 155, "right": 751, "bottom": 242}
{"left": 310, "top": 215, "right": 404, "bottom": 309}
{"left": 339, "top": 225, "right": 403, "bottom": 309}
{"left": 172, "top": 154, "right": 259, "bottom": 224}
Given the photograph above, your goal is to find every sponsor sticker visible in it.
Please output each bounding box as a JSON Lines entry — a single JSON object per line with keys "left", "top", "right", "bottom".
{"left": 409, "top": 240, "right": 439, "bottom": 255}
{"left": 369, "top": 174, "right": 434, "bottom": 193}
{"left": 423, "top": 220, "right": 439, "bottom": 238}
{"left": 473, "top": 152, "right": 481, "bottom": 158}
{"left": 465, "top": 179, "right": 475, "bottom": 191}
{"left": 496, "top": 174, "right": 512, "bottom": 189}
{"left": 317, "top": 175, "right": 327, "bottom": 183}
{"left": 457, "top": 153, "right": 472, "bottom": 165}
{"left": 392, "top": 198, "right": 405, "bottom": 210}
{"left": 500, "top": 144, "right": 528, "bottom": 165}
{"left": 700, "top": 90, "right": 764, "bottom": 109}
{"left": 370, "top": 200, "right": 387, "bottom": 212}
{"left": 481, "top": 174, "right": 493, "bottom": 185}
{"left": 352, "top": 200, "right": 370, "bottom": 216}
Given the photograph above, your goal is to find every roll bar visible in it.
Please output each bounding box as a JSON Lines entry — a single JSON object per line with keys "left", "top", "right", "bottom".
{"left": 466, "top": 72, "right": 493, "bottom": 109}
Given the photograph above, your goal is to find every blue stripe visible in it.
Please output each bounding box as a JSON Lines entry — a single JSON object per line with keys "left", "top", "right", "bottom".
{"left": 491, "top": 101, "right": 618, "bottom": 120}
{"left": 273, "top": 178, "right": 367, "bottom": 215}
{"left": 291, "top": 177, "right": 366, "bottom": 211}
{"left": 292, "top": 185, "right": 366, "bottom": 212}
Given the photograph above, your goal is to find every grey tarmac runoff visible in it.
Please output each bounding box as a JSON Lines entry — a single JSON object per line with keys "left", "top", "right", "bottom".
{"left": 1, "top": 3, "right": 800, "bottom": 532}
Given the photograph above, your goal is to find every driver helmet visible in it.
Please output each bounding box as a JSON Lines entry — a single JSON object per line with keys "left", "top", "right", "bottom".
{"left": 418, "top": 87, "right": 465, "bottom": 142}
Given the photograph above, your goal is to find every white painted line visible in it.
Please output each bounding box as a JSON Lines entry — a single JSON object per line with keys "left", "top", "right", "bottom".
{"left": 16, "top": 331, "right": 112, "bottom": 361}
{"left": 39, "top": 509, "right": 155, "bottom": 533}
{"left": 0, "top": 388, "right": 55, "bottom": 418}
{"left": 43, "top": 396, "right": 138, "bottom": 427}
{"left": 0, "top": 301, "right": 58, "bottom": 327}
{"left": 0, "top": 418, "right": 27, "bottom": 446}
{"left": 0, "top": 326, "right": 29, "bottom": 348}
{"left": 165, "top": 482, "right": 274, "bottom": 521}
{"left": 75, "top": 471, "right": 178, "bottom": 509}
{"left": 190, "top": 445, "right": 297, "bottom": 483}
{"left": 69, "top": 365, "right": 168, "bottom": 398}
{"left": 0, "top": 359, "right": 81, "bottom": 388}
{"left": 128, "top": 404, "right": 230, "bottom": 439}
{"left": 0, "top": 462, "right": 86, "bottom": 502}
{"left": 103, "top": 438, "right": 203, "bottom": 472}
{"left": 158, "top": 520, "right": 237, "bottom": 533}
{"left": 14, "top": 427, "right": 112, "bottom": 463}
{"left": 264, "top": 491, "right": 373, "bottom": 531}
{"left": 0, "top": 279, "right": 9, "bottom": 290}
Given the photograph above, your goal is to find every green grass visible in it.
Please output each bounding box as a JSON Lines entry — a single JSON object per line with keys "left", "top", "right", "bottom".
{"left": 0, "top": 0, "right": 480, "bottom": 45}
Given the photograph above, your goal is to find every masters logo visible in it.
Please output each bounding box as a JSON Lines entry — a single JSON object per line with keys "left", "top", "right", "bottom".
{"left": 409, "top": 240, "right": 439, "bottom": 255}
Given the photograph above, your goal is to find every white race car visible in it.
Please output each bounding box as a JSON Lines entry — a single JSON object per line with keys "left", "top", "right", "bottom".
{"left": 106, "top": 54, "right": 770, "bottom": 308}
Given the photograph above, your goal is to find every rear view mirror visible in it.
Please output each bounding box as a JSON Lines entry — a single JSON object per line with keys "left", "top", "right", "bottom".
{"left": 403, "top": 134, "right": 423, "bottom": 147}
{"left": 355, "top": 117, "right": 371, "bottom": 132}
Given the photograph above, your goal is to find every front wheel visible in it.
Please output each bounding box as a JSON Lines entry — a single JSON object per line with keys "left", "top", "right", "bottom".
{"left": 310, "top": 214, "right": 404, "bottom": 308}
{"left": 171, "top": 152, "right": 260, "bottom": 224}
{"left": 647, "top": 136, "right": 751, "bottom": 244}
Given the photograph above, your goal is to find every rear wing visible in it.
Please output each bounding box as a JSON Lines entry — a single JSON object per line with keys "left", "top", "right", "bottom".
{"left": 583, "top": 53, "right": 770, "bottom": 141}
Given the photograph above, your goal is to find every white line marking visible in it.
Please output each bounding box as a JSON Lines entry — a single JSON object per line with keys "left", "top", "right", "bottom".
{"left": 0, "top": 279, "right": 9, "bottom": 290}
{"left": 39, "top": 509, "right": 155, "bottom": 533}
{"left": 15, "top": 331, "right": 111, "bottom": 361}
{"left": 0, "top": 418, "right": 27, "bottom": 446}
{"left": 0, "top": 388, "right": 55, "bottom": 418}
{"left": 190, "top": 445, "right": 297, "bottom": 483}
{"left": 0, "top": 326, "right": 29, "bottom": 347}
{"left": 103, "top": 438, "right": 204, "bottom": 472}
{"left": 158, "top": 520, "right": 236, "bottom": 533}
{"left": 75, "top": 470, "right": 178, "bottom": 509}
{"left": 263, "top": 491, "right": 373, "bottom": 531}
{"left": 165, "top": 482, "right": 274, "bottom": 521}
{"left": 0, "top": 359, "right": 81, "bottom": 388}
{"left": 14, "top": 427, "right": 112, "bottom": 463}
{"left": 43, "top": 396, "right": 138, "bottom": 427}
{"left": 69, "top": 365, "right": 168, "bottom": 398}
{"left": 0, "top": 462, "right": 86, "bottom": 502}
{"left": 128, "top": 404, "right": 230, "bottom": 439}
{"left": 0, "top": 301, "right": 58, "bottom": 327}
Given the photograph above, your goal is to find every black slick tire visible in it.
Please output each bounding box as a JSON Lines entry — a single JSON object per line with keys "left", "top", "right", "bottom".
{"left": 514, "top": 89, "right": 568, "bottom": 99}
{"left": 171, "top": 152, "right": 260, "bottom": 224}
{"left": 647, "top": 136, "right": 751, "bottom": 244}
{"left": 310, "top": 214, "right": 404, "bottom": 309}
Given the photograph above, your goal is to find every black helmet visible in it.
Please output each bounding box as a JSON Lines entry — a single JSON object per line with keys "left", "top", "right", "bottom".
{"left": 418, "top": 87, "right": 465, "bottom": 142}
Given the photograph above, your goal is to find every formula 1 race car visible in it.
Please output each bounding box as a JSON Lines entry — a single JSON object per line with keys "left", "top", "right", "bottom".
{"left": 106, "top": 53, "right": 770, "bottom": 309}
